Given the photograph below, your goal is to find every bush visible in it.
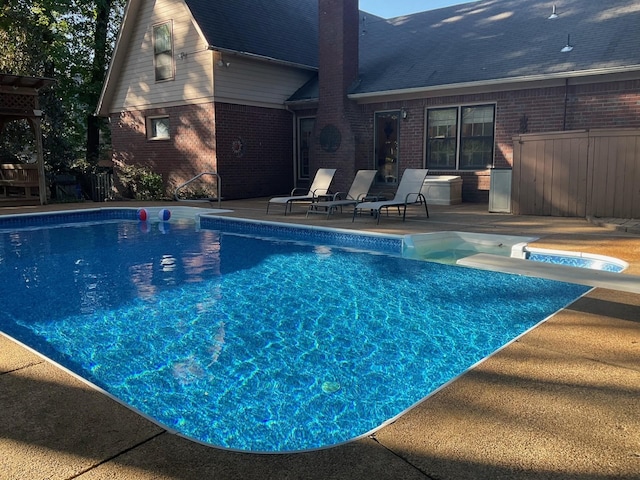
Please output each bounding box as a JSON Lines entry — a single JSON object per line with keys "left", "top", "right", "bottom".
{"left": 117, "top": 163, "right": 165, "bottom": 200}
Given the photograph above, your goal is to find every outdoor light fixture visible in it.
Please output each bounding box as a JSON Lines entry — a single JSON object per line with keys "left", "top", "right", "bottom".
{"left": 402, "top": 109, "right": 408, "bottom": 119}
{"left": 561, "top": 34, "right": 573, "bottom": 52}
{"left": 548, "top": 5, "right": 559, "bottom": 19}
{"left": 178, "top": 52, "right": 187, "bottom": 60}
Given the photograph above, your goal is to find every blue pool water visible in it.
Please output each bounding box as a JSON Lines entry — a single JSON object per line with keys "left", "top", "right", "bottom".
{"left": 0, "top": 212, "right": 591, "bottom": 452}
{"left": 526, "top": 251, "right": 624, "bottom": 272}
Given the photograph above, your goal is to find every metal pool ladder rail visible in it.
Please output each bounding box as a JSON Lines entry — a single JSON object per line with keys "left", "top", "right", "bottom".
{"left": 174, "top": 172, "right": 221, "bottom": 208}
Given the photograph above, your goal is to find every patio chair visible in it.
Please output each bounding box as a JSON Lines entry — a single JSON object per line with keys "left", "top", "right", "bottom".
{"left": 266, "top": 168, "right": 336, "bottom": 215}
{"left": 306, "top": 170, "right": 377, "bottom": 218}
{"left": 352, "top": 168, "right": 429, "bottom": 224}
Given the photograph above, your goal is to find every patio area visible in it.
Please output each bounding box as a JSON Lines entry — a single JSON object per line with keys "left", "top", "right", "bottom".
{"left": 1, "top": 199, "right": 639, "bottom": 480}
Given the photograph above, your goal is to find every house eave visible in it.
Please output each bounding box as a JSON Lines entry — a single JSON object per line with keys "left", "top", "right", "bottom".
{"left": 96, "top": 0, "right": 141, "bottom": 117}
{"left": 208, "top": 46, "right": 317, "bottom": 72}
{"left": 284, "top": 98, "right": 319, "bottom": 109}
{"left": 349, "top": 66, "right": 640, "bottom": 103}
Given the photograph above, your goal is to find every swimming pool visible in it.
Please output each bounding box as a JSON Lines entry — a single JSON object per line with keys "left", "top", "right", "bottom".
{"left": 0, "top": 208, "right": 592, "bottom": 453}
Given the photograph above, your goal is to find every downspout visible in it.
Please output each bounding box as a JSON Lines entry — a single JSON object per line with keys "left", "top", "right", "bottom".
{"left": 284, "top": 104, "right": 297, "bottom": 188}
{"left": 562, "top": 78, "right": 569, "bottom": 131}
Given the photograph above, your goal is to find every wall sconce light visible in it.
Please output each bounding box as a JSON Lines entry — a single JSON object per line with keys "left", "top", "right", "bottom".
{"left": 178, "top": 52, "right": 187, "bottom": 60}
{"left": 402, "top": 109, "right": 408, "bottom": 119}
{"left": 560, "top": 34, "right": 573, "bottom": 52}
{"left": 216, "top": 59, "right": 230, "bottom": 68}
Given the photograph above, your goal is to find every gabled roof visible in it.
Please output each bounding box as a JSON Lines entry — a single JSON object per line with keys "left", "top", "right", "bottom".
{"left": 185, "top": 0, "right": 319, "bottom": 68}
{"left": 289, "top": 0, "right": 640, "bottom": 102}
{"left": 98, "top": 0, "right": 640, "bottom": 114}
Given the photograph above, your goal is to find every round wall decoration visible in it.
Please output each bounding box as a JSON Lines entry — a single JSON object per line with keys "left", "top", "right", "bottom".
{"left": 231, "top": 137, "right": 245, "bottom": 157}
{"left": 319, "top": 124, "right": 341, "bottom": 153}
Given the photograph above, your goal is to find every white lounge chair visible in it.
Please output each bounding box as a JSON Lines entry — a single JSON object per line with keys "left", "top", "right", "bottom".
{"left": 267, "top": 168, "right": 336, "bottom": 215}
{"left": 352, "top": 168, "right": 429, "bottom": 224}
{"left": 306, "top": 170, "right": 377, "bottom": 218}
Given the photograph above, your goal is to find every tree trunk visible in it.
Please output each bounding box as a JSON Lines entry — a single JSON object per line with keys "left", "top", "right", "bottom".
{"left": 86, "top": 0, "right": 112, "bottom": 165}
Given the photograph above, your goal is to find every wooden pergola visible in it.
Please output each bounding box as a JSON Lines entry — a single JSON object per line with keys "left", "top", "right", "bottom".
{"left": 0, "top": 73, "right": 56, "bottom": 205}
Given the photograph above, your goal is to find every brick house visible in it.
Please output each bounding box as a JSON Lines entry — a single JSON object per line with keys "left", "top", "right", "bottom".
{"left": 97, "top": 0, "right": 640, "bottom": 203}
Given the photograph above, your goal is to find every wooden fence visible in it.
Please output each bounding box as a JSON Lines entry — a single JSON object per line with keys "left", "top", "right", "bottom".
{"left": 512, "top": 128, "right": 640, "bottom": 218}
{"left": 87, "top": 172, "right": 114, "bottom": 202}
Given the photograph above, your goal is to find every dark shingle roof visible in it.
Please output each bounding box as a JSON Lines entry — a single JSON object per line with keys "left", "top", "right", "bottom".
{"left": 356, "top": 0, "right": 640, "bottom": 94}
{"left": 185, "top": 0, "right": 318, "bottom": 67}
{"left": 185, "top": 0, "right": 640, "bottom": 99}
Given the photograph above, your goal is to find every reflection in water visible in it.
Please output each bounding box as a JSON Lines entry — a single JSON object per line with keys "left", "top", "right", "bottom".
{"left": 172, "top": 355, "right": 205, "bottom": 385}
{"left": 129, "top": 262, "right": 156, "bottom": 299}
{"left": 208, "top": 321, "right": 226, "bottom": 366}
{"left": 314, "top": 245, "right": 332, "bottom": 257}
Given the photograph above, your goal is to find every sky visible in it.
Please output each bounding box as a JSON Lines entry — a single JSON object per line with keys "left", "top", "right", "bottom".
{"left": 359, "top": 0, "right": 470, "bottom": 18}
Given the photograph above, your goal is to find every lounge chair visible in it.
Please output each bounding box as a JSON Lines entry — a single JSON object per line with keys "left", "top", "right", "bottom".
{"left": 266, "top": 168, "right": 336, "bottom": 215}
{"left": 306, "top": 170, "right": 377, "bottom": 218}
{"left": 352, "top": 168, "right": 429, "bottom": 224}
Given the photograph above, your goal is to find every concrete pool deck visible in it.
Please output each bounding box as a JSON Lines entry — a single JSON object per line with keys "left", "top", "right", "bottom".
{"left": 1, "top": 199, "right": 639, "bottom": 480}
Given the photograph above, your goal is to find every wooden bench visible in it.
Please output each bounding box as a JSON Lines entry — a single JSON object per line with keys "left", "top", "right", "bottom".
{"left": 0, "top": 163, "right": 40, "bottom": 199}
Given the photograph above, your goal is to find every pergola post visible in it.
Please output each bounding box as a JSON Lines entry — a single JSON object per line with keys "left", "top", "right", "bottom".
{"left": 31, "top": 112, "right": 47, "bottom": 205}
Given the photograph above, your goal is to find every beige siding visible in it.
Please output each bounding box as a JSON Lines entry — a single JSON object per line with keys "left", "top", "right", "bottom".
{"left": 213, "top": 55, "right": 315, "bottom": 109}
{"left": 111, "top": 0, "right": 212, "bottom": 112}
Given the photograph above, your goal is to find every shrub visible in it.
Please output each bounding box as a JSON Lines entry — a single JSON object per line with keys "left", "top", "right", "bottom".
{"left": 117, "top": 163, "right": 165, "bottom": 200}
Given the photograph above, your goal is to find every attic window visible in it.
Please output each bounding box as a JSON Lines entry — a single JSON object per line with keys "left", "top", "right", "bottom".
{"left": 153, "top": 22, "right": 174, "bottom": 81}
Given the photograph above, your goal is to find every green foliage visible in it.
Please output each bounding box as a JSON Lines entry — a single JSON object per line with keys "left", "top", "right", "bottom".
{"left": 117, "top": 163, "right": 165, "bottom": 200}
{"left": 0, "top": 120, "right": 35, "bottom": 163}
{"left": 0, "top": 0, "right": 126, "bottom": 172}
{"left": 179, "top": 184, "right": 219, "bottom": 200}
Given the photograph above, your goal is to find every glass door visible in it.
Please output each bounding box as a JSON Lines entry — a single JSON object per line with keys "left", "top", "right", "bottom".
{"left": 374, "top": 111, "right": 400, "bottom": 184}
{"left": 297, "top": 118, "right": 315, "bottom": 181}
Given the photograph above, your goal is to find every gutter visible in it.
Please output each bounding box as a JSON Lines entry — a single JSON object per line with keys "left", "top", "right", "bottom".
{"left": 207, "top": 46, "right": 317, "bottom": 72}
{"left": 348, "top": 65, "right": 640, "bottom": 101}
{"left": 284, "top": 98, "right": 319, "bottom": 109}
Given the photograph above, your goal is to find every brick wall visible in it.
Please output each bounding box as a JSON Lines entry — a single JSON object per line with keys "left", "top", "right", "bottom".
{"left": 111, "top": 76, "right": 640, "bottom": 203}
{"left": 214, "top": 102, "right": 293, "bottom": 199}
{"left": 353, "top": 78, "right": 640, "bottom": 202}
{"left": 110, "top": 103, "right": 216, "bottom": 197}
{"left": 110, "top": 102, "right": 293, "bottom": 200}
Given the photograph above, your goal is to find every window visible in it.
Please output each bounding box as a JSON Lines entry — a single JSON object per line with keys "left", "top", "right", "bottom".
{"left": 460, "top": 106, "right": 495, "bottom": 169}
{"left": 426, "top": 104, "right": 495, "bottom": 170}
{"left": 426, "top": 108, "right": 457, "bottom": 169}
{"left": 374, "top": 111, "right": 400, "bottom": 184}
{"left": 147, "top": 116, "right": 170, "bottom": 140}
{"left": 153, "top": 22, "right": 174, "bottom": 81}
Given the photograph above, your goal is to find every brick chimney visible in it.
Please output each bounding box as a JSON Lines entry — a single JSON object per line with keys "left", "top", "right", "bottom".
{"left": 312, "top": 0, "right": 362, "bottom": 193}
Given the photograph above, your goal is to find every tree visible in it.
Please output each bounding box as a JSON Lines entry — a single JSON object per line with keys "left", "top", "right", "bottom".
{"left": 86, "top": 0, "right": 112, "bottom": 165}
{"left": 0, "top": 0, "right": 125, "bottom": 173}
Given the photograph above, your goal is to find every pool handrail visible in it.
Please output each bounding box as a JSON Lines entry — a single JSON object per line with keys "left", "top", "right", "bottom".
{"left": 174, "top": 172, "right": 221, "bottom": 208}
